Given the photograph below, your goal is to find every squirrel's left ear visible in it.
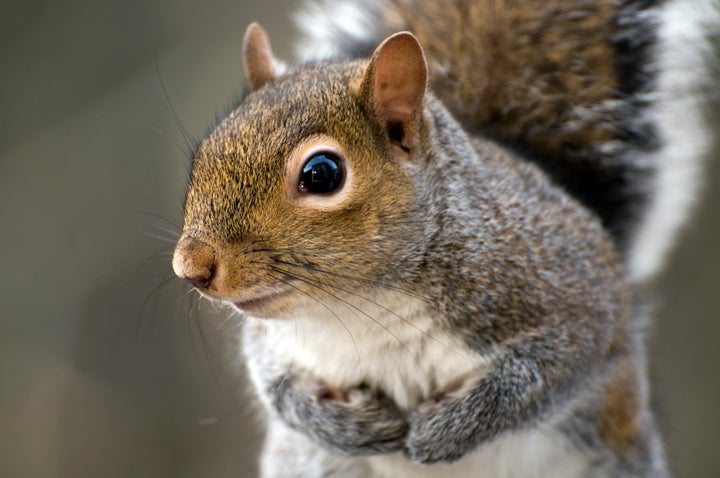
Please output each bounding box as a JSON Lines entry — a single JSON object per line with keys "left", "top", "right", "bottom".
{"left": 359, "top": 32, "right": 428, "bottom": 156}
{"left": 242, "top": 23, "right": 283, "bottom": 89}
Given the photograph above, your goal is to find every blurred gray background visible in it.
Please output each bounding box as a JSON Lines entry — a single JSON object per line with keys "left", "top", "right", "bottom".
{"left": 0, "top": 1, "right": 718, "bottom": 477}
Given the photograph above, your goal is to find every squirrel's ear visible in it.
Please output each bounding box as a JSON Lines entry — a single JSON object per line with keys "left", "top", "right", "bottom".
{"left": 242, "top": 23, "right": 282, "bottom": 89}
{"left": 360, "top": 32, "right": 427, "bottom": 155}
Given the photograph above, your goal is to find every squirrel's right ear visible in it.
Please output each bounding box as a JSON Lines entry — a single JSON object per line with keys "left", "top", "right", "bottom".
{"left": 359, "top": 32, "right": 428, "bottom": 157}
{"left": 242, "top": 23, "right": 283, "bottom": 89}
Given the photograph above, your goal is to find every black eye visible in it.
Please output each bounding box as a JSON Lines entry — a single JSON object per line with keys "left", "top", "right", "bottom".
{"left": 299, "top": 153, "right": 343, "bottom": 194}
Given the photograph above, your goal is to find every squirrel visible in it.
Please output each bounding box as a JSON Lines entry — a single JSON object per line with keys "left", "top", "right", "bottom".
{"left": 171, "top": 0, "right": 719, "bottom": 476}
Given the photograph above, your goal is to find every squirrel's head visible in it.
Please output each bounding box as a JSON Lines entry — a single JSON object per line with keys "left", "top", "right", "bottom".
{"left": 172, "top": 23, "right": 429, "bottom": 318}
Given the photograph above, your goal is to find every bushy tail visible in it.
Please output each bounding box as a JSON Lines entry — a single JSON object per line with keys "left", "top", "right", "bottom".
{"left": 625, "top": 0, "right": 719, "bottom": 281}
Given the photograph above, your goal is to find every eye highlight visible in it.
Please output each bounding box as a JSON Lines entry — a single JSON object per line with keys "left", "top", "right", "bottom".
{"left": 299, "top": 153, "right": 344, "bottom": 194}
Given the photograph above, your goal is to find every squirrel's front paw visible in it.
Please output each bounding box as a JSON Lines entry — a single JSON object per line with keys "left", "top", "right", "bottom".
{"left": 294, "top": 383, "right": 408, "bottom": 456}
{"left": 404, "top": 397, "right": 478, "bottom": 464}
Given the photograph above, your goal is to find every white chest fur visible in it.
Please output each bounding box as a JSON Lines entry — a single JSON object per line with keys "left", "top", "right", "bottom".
{"left": 364, "top": 429, "right": 597, "bottom": 478}
{"left": 257, "top": 292, "right": 484, "bottom": 410}
{"left": 246, "top": 292, "right": 595, "bottom": 477}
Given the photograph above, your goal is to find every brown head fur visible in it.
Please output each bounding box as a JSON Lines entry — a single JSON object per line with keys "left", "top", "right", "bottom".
{"left": 173, "top": 27, "right": 431, "bottom": 317}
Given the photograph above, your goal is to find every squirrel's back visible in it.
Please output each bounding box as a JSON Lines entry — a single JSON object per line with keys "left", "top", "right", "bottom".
{"left": 296, "top": 0, "right": 720, "bottom": 281}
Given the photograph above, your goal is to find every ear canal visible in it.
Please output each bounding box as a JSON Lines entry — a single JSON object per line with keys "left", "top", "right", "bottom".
{"left": 242, "top": 22, "right": 281, "bottom": 89}
{"left": 360, "top": 32, "right": 428, "bottom": 153}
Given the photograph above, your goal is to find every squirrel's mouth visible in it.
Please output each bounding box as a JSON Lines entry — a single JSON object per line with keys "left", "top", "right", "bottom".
{"left": 232, "top": 287, "right": 292, "bottom": 314}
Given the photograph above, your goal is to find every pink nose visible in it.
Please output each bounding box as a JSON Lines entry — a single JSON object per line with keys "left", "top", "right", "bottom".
{"left": 172, "top": 237, "right": 216, "bottom": 291}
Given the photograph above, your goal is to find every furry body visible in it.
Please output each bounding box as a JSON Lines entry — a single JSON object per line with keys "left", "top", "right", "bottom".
{"left": 172, "top": 0, "right": 719, "bottom": 476}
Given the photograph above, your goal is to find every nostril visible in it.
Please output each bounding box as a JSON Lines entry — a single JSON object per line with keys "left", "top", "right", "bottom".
{"left": 185, "top": 265, "right": 215, "bottom": 291}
